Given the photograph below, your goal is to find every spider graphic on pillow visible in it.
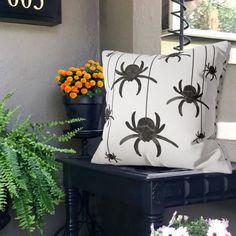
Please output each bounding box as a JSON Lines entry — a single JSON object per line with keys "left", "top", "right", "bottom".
{"left": 167, "top": 80, "right": 209, "bottom": 117}
{"left": 120, "top": 112, "right": 178, "bottom": 157}
{"left": 159, "top": 52, "right": 190, "bottom": 63}
{"left": 111, "top": 61, "right": 157, "bottom": 97}
{"left": 203, "top": 63, "right": 217, "bottom": 81}
{"left": 105, "top": 106, "right": 114, "bottom": 127}
{"left": 193, "top": 131, "right": 205, "bottom": 144}
{"left": 105, "top": 152, "right": 120, "bottom": 163}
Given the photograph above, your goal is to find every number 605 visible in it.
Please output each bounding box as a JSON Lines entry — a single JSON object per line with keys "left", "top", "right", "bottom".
{"left": 8, "top": 0, "right": 44, "bottom": 10}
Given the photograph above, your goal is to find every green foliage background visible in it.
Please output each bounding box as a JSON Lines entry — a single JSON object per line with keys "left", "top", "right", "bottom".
{"left": 187, "top": 0, "right": 236, "bottom": 33}
{"left": 0, "top": 92, "right": 82, "bottom": 233}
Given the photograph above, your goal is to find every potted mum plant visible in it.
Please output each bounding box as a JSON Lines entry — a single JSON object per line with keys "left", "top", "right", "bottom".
{"left": 0, "top": 91, "right": 83, "bottom": 234}
{"left": 55, "top": 59, "right": 105, "bottom": 130}
{"left": 152, "top": 211, "right": 232, "bottom": 236}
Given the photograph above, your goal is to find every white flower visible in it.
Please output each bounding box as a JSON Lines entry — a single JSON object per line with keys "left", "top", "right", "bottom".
{"left": 177, "top": 215, "right": 183, "bottom": 222}
{"left": 150, "top": 223, "right": 155, "bottom": 236}
{"left": 183, "top": 215, "right": 189, "bottom": 222}
{"left": 157, "top": 226, "right": 189, "bottom": 236}
{"left": 176, "top": 226, "right": 189, "bottom": 236}
{"left": 207, "top": 219, "right": 232, "bottom": 236}
{"left": 168, "top": 211, "right": 178, "bottom": 226}
{"left": 159, "top": 226, "right": 177, "bottom": 236}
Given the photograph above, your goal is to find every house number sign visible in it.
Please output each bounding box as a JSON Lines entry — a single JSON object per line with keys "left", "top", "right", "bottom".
{"left": 0, "top": 0, "right": 61, "bottom": 26}
{"left": 8, "top": 0, "right": 44, "bottom": 10}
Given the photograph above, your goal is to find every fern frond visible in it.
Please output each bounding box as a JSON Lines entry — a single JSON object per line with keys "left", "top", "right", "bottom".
{"left": 0, "top": 106, "right": 20, "bottom": 133}
{"left": 57, "top": 127, "right": 82, "bottom": 142}
{"left": 0, "top": 176, "right": 7, "bottom": 212}
{"left": 0, "top": 143, "right": 18, "bottom": 197}
{"left": 12, "top": 193, "right": 35, "bottom": 233}
{"left": 31, "top": 117, "right": 84, "bottom": 132}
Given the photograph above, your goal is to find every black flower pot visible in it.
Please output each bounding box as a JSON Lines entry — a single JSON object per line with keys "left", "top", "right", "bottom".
{"left": 0, "top": 210, "right": 10, "bottom": 231}
{"left": 63, "top": 95, "right": 105, "bottom": 131}
{"left": 0, "top": 193, "right": 11, "bottom": 231}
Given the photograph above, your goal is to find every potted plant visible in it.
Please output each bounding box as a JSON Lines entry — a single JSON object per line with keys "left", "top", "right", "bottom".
{"left": 0, "top": 91, "right": 83, "bottom": 234}
{"left": 55, "top": 59, "right": 105, "bottom": 130}
{"left": 152, "top": 211, "right": 232, "bottom": 236}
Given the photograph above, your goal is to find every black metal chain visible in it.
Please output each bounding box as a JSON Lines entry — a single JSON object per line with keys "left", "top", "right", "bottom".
{"left": 168, "top": 0, "right": 191, "bottom": 51}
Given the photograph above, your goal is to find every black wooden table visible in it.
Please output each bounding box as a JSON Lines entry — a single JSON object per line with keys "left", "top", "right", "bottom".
{"left": 60, "top": 157, "right": 236, "bottom": 236}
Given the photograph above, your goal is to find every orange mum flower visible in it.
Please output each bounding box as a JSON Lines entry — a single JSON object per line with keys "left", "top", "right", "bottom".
{"left": 93, "top": 73, "right": 98, "bottom": 79}
{"left": 90, "top": 66, "right": 96, "bottom": 71}
{"left": 55, "top": 76, "right": 60, "bottom": 82}
{"left": 97, "top": 66, "right": 103, "bottom": 72}
{"left": 80, "top": 67, "right": 85, "bottom": 71}
{"left": 85, "top": 63, "right": 90, "bottom": 67}
{"left": 76, "top": 70, "right": 82, "bottom": 76}
{"left": 74, "top": 76, "right": 79, "bottom": 80}
{"left": 81, "top": 88, "right": 88, "bottom": 95}
{"left": 84, "top": 73, "right": 91, "bottom": 79}
{"left": 69, "top": 92, "right": 77, "bottom": 99}
{"left": 64, "top": 85, "right": 72, "bottom": 93}
{"left": 98, "top": 73, "right": 104, "bottom": 79}
{"left": 85, "top": 82, "right": 91, "bottom": 89}
{"left": 72, "top": 86, "right": 79, "bottom": 93}
{"left": 88, "top": 60, "right": 95, "bottom": 64}
{"left": 60, "top": 83, "right": 66, "bottom": 91}
{"left": 81, "top": 78, "right": 86, "bottom": 83}
{"left": 67, "top": 76, "right": 73, "bottom": 82}
{"left": 64, "top": 80, "right": 71, "bottom": 86}
{"left": 75, "top": 81, "right": 83, "bottom": 88}
{"left": 58, "top": 70, "right": 67, "bottom": 76}
{"left": 90, "top": 80, "right": 96, "bottom": 86}
{"left": 67, "top": 71, "right": 73, "bottom": 76}
{"left": 58, "top": 69, "right": 64, "bottom": 75}
{"left": 97, "top": 81, "right": 104, "bottom": 88}
{"left": 69, "top": 67, "right": 76, "bottom": 72}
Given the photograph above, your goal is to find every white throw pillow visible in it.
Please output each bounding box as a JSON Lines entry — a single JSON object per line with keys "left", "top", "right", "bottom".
{"left": 92, "top": 41, "right": 232, "bottom": 173}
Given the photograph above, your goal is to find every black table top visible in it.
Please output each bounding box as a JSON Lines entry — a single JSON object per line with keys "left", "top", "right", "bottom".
{"left": 59, "top": 157, "right": 236, "bottom": 181}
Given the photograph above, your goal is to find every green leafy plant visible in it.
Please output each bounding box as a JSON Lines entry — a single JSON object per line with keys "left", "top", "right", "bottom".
{"left": 187, "top": 0, "right": 236, "bottom": 33}
{"left": 0, "top": 91, "right": 83, "bottom": 233}
{"left": 174, "top": 215, "right": 208, "bottom": 236}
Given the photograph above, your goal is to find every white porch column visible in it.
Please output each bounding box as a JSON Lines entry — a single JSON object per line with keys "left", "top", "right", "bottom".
{"left": 100, "top": 0, "right": 161, "bottom": 54}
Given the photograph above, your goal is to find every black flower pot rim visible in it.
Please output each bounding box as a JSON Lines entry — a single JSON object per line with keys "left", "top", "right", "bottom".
{"left": 63, "top": 94, "right": 104, "bottom": 105}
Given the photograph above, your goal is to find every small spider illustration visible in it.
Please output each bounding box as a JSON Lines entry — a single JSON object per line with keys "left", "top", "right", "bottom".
{"left": 203, "top": 63, "right": 217, "bottom": 81}
{"left": 167, "top": 80, "right": 209, "bottom": 117}
{"left": 111, "top": 61, "right": 157, "bottom": 97}
{"left": 159, "top": 52, "right": 190, "bottom": 63}
{"left": 120, "top": 112, "right": 178, "bottom": 157}
{"left": 105, "top": 106, "right": 114, "bottom": 126}
{"left": 193, "top": 131, "right": 205, "bottom": 144}
{"left": 105, "top": 152, "right": 120, "bottom": 163}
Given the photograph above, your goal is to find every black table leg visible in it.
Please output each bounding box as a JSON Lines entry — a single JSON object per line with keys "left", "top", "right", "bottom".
{"left": 143, "top": 182, "right": 164, "bottom": 236}
{"left": 65, "top": 187, "right": 79, "bottom": 236}
{"left": 144, "top": 213, "right": 163, "bottom": 236}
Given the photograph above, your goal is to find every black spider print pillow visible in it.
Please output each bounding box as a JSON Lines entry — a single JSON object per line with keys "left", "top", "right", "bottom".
{"left": 92, "top": 41, "right": 232, "bottom": 173}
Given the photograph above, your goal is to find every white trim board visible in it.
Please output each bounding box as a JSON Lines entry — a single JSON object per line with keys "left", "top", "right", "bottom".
{"left": 217, "top": 122, "right": 236, "bottom": 140}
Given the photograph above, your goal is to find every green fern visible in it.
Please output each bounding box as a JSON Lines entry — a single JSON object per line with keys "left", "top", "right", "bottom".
{"left": 0, "top": 91, "right": 83, "bottom": 233}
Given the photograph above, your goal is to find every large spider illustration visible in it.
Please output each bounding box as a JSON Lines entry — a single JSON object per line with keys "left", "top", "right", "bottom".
{"left": 203, "top": 63, "right": 217, "bottom": 81}
{"left": 105, "top": 106, "right": 114, "bottom": 126}
{"left": 111, "top": 61, "right": 157, "bottom": 97}
{"left": 192, "top": 131, "right": 205, "bottom": 144}
{"left": 105, "top": 152, "right": 120, "bottom": 163}
{"left": 120, "top": 112, "right": 178, "bottom": 157}
{"left": 167, "top": 80, "right": 209, "bottom": 117}
{"left": 159, "top": 52, "right": 190, "bottom": 63}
